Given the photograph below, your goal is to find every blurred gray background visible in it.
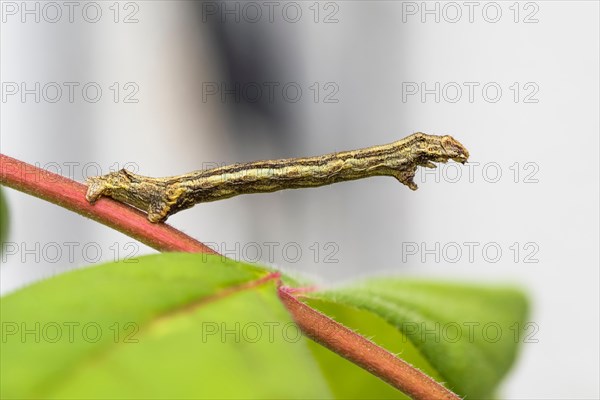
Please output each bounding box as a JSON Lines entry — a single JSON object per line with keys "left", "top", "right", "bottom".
{"left": 1, "top": 1, "right": 598, "bottom": 398}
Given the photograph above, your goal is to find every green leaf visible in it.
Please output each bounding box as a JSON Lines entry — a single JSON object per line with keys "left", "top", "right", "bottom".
{"left": 307, "top": 279, "right": 529, "bottom": 399}
{"left": 0, "top": 188, "right": 9, "bottom": 248}
{"left": 1, "top": 253, "right": 331, "bottom": 399}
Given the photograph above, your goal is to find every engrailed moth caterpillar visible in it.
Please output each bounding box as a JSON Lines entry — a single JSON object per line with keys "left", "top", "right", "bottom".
{"left": 86, "top": 133, "right": 469, "bottom": 222}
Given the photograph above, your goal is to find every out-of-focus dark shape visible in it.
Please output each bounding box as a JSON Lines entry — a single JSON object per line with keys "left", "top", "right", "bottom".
{"left": 195, "top": 1, "right": 302, "bottom": 148}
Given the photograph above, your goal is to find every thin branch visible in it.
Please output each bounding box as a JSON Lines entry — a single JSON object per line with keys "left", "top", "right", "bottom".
{"left": 278, "top": 286, "right": 460, "bottom": 400}
{"left": 0, "top": 154, "right": 215, "bottom": 253}
{"left": 0, "top": 153, "right": 461, "bottom": 400}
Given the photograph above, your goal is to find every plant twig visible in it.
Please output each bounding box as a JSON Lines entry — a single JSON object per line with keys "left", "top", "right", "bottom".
{"left": 0, "top": 152, "right": 461, "bottom": 400}
{"left": 0, "top": 154, "right": 215, "bottom": 253}
{"left": 278, "top": 286, "right": 460, "bottom": 400}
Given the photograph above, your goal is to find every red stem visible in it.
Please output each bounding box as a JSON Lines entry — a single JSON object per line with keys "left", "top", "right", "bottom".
{"left": 0, "top": 153, "right": 460, "bottom": 400}
{"left": 278, "top": 287, "right": 460, "bottom": 400}
{"left": 0, "top": 154, "right": 215, "bottom": 253}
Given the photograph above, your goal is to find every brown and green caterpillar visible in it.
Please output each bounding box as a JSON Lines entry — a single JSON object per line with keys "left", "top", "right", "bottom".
{"left": 86, "top": 133, "right": 469, "bottom": 222}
